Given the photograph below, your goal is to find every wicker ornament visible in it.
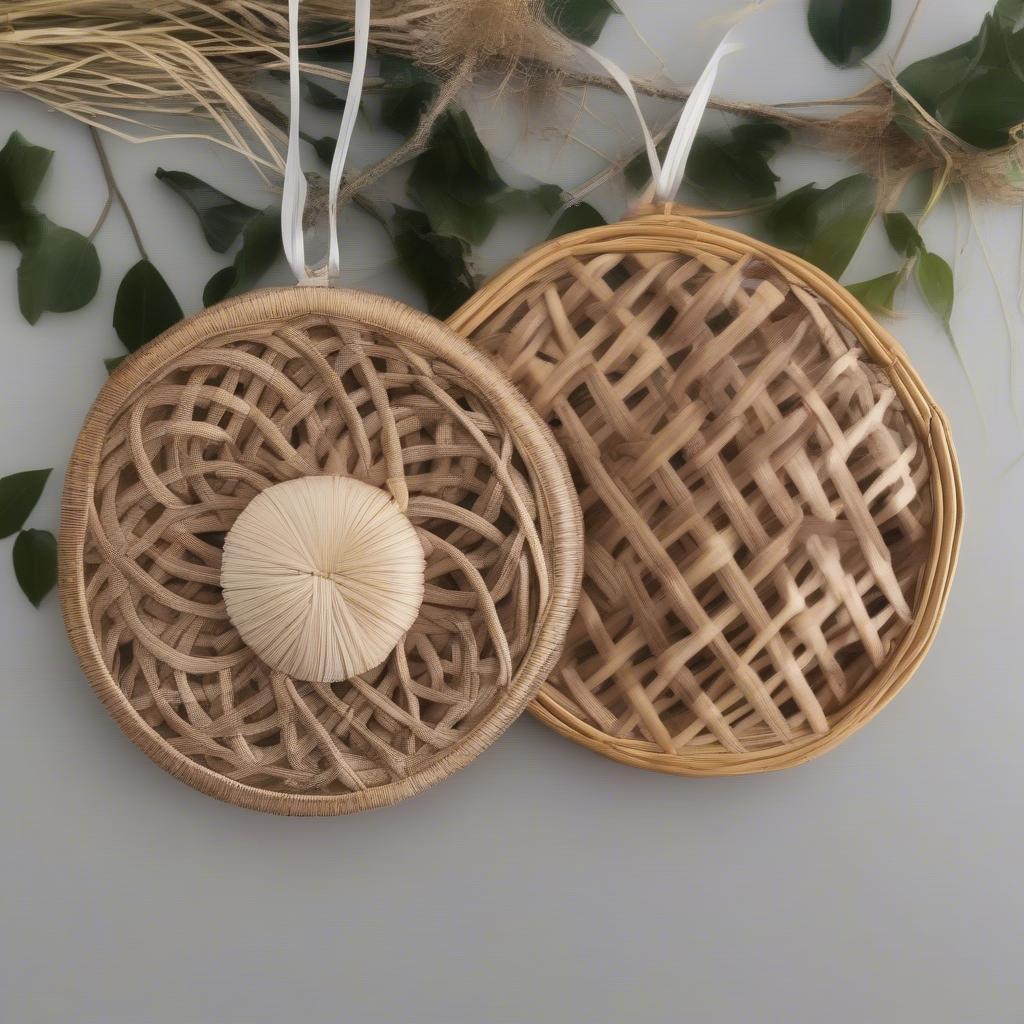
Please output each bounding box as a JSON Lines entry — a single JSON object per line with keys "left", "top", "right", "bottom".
{"left": 57, "top": 1, "right": 582, "bottom": 814}
{"left": 448, "top": 38, "right": 963, "bottom": 775}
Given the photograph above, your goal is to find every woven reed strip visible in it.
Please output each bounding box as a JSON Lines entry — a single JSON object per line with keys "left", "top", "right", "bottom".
{"left": 59, "top": 288, "right": 583, "bottom": 814}
{"left": 449, "top": 208, "right": 962, "bottom": 775}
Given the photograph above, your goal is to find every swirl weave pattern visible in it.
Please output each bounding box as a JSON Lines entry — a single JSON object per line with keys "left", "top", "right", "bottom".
{"left": 450, "top": 212, "right": 961, "bottom": 773}
{"left": 61, "top": 288, "right": 582, "bottom": 813}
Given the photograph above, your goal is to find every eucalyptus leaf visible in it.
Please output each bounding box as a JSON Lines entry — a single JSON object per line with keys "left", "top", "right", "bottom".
{"left": 0, "top": 469, "right": 51, "bottom": 539}
{"left": 848, "top": 271, "right": 901, "bottom": 314}
{"left": 391, "top": 205, "right": 476, "bottom": 318}
{"left": 915, "top": 250, "right": 954, "bottom": 325}
{"left": 13, "top": 528, "right": 57, "bottom": 608}
{"left": 807, "top": 0, "right": 891, "bottom": 67}
{"left": 156, "top": 168, "right": 260, "bottom": 252}
{"left": 16, "top": 214, "right": 101, "bottom": 325}
{"left": 883, "top": 211, "right": 923, "bottom": 257}
{"left": 548, "top": 202, "right": 606, "bottom": 238}
{"left": 203, "top": 206, "right": 281, "bottom": 306}
{"left": 765, "top": 173, "right": 875, "bottom": 274}
{"left": 113, "top": 259, "right": 183, "bottom": 352}
{"left": 545, "top": 0, "right": 619, "bottom": 45}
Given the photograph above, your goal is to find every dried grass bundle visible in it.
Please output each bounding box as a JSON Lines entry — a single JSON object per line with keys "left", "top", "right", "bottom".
{"left": 0, "top": 0, "right": 1020, "bottom": 210}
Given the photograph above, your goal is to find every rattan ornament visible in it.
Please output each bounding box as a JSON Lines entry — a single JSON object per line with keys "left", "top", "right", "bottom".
{"left": 449, "top": 33, "right": 964, "bottom": 776}
{"left": 57, "top": 0, "right": 582, "bottom": 815}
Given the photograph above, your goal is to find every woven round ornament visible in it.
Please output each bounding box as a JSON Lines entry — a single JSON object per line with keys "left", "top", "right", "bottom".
{"left": 449, "top": 35, "right": 963, "bottom": 775}
{"left": 57, "top": 1, "right": 582, "bottom": 815}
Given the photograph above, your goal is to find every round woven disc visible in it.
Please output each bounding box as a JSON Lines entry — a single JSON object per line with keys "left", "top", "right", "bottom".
{"left": 59, "top": 287, "right": 582, "bottom": 814}
{"left": 449, "top": 208, "right": 962, "bottom": 775}
{"left": 220, "top": 475, "right": 426, "bottom": 684}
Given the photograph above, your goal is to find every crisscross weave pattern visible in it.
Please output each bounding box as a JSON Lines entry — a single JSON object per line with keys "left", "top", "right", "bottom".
{"left": 469, "top": 243, "right": 934, "bottom": 756}
{"left": 68, "top": 291, "right": 580, "bottom": 809}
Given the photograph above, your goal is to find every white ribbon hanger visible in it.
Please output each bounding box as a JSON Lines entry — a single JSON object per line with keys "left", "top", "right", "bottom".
{"left": 281, "top": 0, "right": 371, "bottom": 284}
{"left": 577, "top": 23, "right": 753, "bottom": 204}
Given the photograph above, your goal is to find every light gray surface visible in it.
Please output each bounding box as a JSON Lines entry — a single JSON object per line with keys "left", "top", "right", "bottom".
{"left": 1, "top": 2, "right": 1021, "bottom": 1021}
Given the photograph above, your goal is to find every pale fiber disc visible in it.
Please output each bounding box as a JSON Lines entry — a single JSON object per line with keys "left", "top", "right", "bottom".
{"left": 221, "top": 476, "right": 425, "bottom": 683}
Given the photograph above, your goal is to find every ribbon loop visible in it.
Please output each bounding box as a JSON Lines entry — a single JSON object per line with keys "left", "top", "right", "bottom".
{"left": 576, "top": 29, "right": 743, "bottom": 207}
{"left": 281, "top": 0, "right": 371, "bottom": 284}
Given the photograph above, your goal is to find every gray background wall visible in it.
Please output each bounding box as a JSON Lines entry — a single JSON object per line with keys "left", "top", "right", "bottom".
{"left": 1, "top": 2, "right": 1020, "bottom": 1021}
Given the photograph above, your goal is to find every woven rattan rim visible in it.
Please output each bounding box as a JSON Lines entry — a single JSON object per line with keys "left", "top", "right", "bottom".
{"left": 449, "top": 208, "right": 963, "bottom": 775}
{"left": 59, "top": 287, "right": 583, "bottom": 814}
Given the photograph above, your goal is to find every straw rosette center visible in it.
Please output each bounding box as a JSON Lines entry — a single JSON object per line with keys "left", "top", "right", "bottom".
{"left": 220, "top": 475, "right": 425, "bottom": 683}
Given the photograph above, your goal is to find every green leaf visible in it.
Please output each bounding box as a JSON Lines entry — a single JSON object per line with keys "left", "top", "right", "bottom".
{"left": 407, "top": 108, "right": 558, "bottom": 244}
{"left": 390, "top": 205, "right": 476, "bottom": 319}
{"left": 202, "top": 206, "right": 281, "bottom": 306}
{"left": 16, "top": 214, "right": 101, "bottom": 324}
{"left": 113, "top": 259, "right": 183, "bottom": 353}
{"left": 686, "top": 123, "right": 790, "bottom": 207}
{"left": 301, "top": 131, "right": 338, "bottom": 166}
{"left": 897, "top": 13, "right": 1024, "bottom": 149}
{"left": 765, "top": 174, "right": 875, "bottom": 274}
{"left": 490, "top": 183, "right": 564, "bottom": 216}
{"left": 407, "top": 108, "right": 504, "bottom": 243}
{"left": 996, "top": 0, "right": 1024, "bottom": 31}
{"left": 545, "top": 0, "right": 619, "bottom": 45}
{"left": 379, "top": 56, "right": 440, "bottom": 136}
{"left": 803, "top": 206, "right": 874, "bottom": 279}
{"left": 156, "top": 168, "right": 260, "bottom": 252}
{"left": 915, "top": 250, "right": 954, "bottom": 325}
{"left": 548, "top": 202, "right": 606, "bottom": 238}
{"left": 304, "top": 77, "right": 347, "bottom": 110}
{"left": 0, "top": 469, "right": 51, "bottom": 539}
{"left": 883, "top": 211, "right": 923, "bottom": 257}
{"left": 626, "top": 122, "right": 789, "bottom": 204}
{"left": 0, "top": 131, "right": 53, "bottom": 239}
{"left": 13, "top": 528, "right": 57, "bottom": 608}
{"left": 848, "top": 271, "right": 901, "bottom": 313}
{"left": 935, "top": 67, "right": 1024, "bottom": 149}
{"left": 807, "top": 0, "right": 891, "bottom": 67}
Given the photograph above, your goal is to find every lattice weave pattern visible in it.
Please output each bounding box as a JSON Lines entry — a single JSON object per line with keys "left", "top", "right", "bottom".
{"left": 78, "top": 303, "right": 560, "bottom": 799}
{"left": 470, "top": 244, "right": 933, "bottom": 755}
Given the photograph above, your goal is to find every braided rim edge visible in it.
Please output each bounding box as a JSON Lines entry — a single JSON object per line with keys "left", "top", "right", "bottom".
{"left": 448, "top": 208, "right": 964, "bottom": 777}
{"left": 59, "top": 287, "right": 584, "bottom": 815}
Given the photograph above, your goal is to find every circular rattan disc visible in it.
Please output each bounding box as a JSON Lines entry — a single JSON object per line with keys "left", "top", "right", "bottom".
{"left": 449, "top": 207, "right": 963, "bottom": 775}
{"left": 60, "top": 287, "right": 582, "bottom": 814}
